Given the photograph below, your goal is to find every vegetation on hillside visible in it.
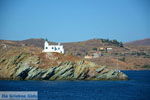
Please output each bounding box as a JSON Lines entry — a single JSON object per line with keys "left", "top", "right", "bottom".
{"left": 101, "top": 39, "right": 123, "bottom": 47}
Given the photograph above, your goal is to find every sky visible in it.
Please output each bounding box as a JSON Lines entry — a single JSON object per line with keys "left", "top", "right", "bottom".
{"left": 0, "top": 0, "right": 149, "bottom": 42}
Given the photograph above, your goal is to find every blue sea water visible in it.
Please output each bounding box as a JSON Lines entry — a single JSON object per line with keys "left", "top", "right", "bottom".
{"left": 0, "top": 70, "right": 150, "bottom": 100}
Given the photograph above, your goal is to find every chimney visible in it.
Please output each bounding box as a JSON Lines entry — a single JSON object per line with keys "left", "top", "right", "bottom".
{"left": 58, "top": 43, "right": 61, "bottom": 45}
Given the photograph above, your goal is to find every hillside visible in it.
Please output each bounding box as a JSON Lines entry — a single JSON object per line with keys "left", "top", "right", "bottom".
{"left": 0, "top": 38, "right": 126, "bottom": 55}
{"left": 0, "top": 38, "right": 150, "bottom": 70}
{"left": 125, "top": 38, "right": 150, "bottom": 46}
{"left": 0, "top": 38, "right": 128, "bottom": 57}
{"left": 62, "top": 39, "right": 125, "bottom": 56}
{"left": 0, "top": 38, "right": 54, "bottom": 49}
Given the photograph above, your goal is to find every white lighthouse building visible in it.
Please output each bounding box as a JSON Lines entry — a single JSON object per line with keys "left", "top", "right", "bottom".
{"left": 43, "top": 40, "right": 64, "bottom": 54}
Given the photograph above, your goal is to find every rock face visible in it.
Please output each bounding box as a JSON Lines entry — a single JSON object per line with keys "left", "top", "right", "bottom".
{"left": 0, "top": 51, "right": 128, "bottom": 80}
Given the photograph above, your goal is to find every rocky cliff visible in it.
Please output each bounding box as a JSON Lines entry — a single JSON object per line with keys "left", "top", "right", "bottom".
{"left": 0, "top": 47, "right": 128, "bottom": 80}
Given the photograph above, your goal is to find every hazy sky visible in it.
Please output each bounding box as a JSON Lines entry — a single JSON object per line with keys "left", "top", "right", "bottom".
{"left": 0, "top": 0, "right": 149, "bottom": 42}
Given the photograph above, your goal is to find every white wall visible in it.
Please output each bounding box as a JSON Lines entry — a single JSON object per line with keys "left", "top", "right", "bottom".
{"left": 43, "top": 41, "right": 64, "bottom": 53}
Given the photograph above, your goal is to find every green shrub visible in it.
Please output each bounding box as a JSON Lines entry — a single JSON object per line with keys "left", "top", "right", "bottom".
{"left": 92, "top": 48, "right": 97, "bottom": 51}
{"left": 118, "top": 57, "right": 125, "bottom": 62}
{"left": 141, "top": 65, "right": 150, "bottom": 68}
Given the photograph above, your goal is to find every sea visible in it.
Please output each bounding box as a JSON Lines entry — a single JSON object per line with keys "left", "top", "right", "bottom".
{"left": 0, "top": 70, "right": 150, "bottom": 100}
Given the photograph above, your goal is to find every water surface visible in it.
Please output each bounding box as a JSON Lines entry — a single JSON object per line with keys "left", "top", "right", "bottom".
{"left": 0, "top": 71, "right": 150, "bottom": 100}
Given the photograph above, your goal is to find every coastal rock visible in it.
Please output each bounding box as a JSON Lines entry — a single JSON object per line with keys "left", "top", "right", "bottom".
{"left": 95, "top": 66, "right": 106, "bottom": 73}
{"left": 50, "top": 62, "right": 74, "bottom": 80}
{"left": 0, "top": 51, "right": 128, "bottom": 80}
{"left": 41, "top": 68, "right": 55, "bottom": 80}
{"left": 96, "top": 69, "right": 127, "bottom": 80}
{"left": 74, "top": 65, "right": 89, "bottom": 79}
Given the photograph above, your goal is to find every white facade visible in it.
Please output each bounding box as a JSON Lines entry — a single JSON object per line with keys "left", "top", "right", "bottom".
{"left": 106, "top": 48, "right": 112, "bottom": 51}
{"left": 84, "top": 55, "right": 93, "bottom": 59}
{"left": 43, "top": 41, "right": 64, "bottom": 54}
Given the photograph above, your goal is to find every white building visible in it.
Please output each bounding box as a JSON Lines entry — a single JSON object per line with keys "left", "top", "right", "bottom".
{"left": 106, "top": 48, "right": 112, "bottom": 51}
{"left": 84, "top": 55, "right": 93, "bottom": 59}
{"left": 43, "top": 40, "right": 64, "bottom": 54}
